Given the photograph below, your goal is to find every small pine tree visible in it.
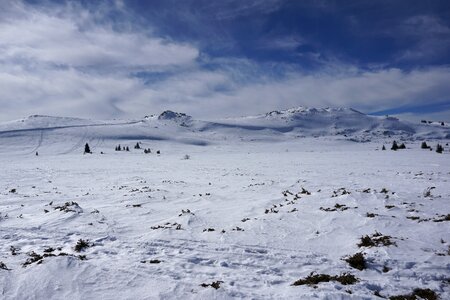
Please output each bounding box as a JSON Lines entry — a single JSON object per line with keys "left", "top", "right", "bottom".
{"left": 126, "top": 146, "right": 130, "bottom": 151}
{"left": 84, "top": 143, "right": 91, "bottom": 154}
{"left": 391, "top": 141, "right": 399, "bottom": 151}
{"left": 134, "top": 142, "right": 140, "bottom": 149}
{"left": 421, "top": 141, "right": 429, "bottom": 149}
{"left": 35, "top": 151, "right": 39, "bottom": 156}
{"left": 118, "top": 144, "right": 121, "bottom": 151}
{"left": 382, "top": 145, "right": 386, "bottom": 150}
{"left": 436, "top": 144, "right": 443, "bottom": 153}
{"left": 399, "top": 143, "right": 406, "bottom": 149}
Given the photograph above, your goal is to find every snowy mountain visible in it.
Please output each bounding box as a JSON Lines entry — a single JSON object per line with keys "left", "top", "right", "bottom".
{"left": 215, "top": 107, "right": 449, "bottom": 140}
{"left": 0, "top": 107, "right": 448, "bottom": 155}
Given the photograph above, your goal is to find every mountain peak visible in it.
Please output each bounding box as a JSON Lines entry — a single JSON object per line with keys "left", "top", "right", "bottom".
{"left": 158, "top": 110, "right": 192, "bottom": 122}
{"left": 265, "top": 106, "right": 363, "bottom": 118}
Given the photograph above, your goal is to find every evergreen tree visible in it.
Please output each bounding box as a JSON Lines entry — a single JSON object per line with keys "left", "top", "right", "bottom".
{"left": 436, "top": 144, "right": 443, "bottom": 153}
{"left": 421, "top": 141, "right": 429, "bottom": 149}
{"left": 399, "top": 143, "right": 406, "bottom": 149}
{"left": 391, "top": 141, "right": 399, "bottom": 151}
{"left": 84, "top": 143, "right": 91, "bottom": 154}
{"left": 126, "top": 146, "right": 130, "bottom": 151}
{"left": 134, "top": 142, "right": 140, "bottom": 149}
{"left": 382, "top": 145, "right": 386, "bottom": 150}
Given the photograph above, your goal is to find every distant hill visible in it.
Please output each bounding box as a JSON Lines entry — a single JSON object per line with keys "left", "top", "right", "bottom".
{"left": 0, "top": 107, "right": 448, "bottom": 154}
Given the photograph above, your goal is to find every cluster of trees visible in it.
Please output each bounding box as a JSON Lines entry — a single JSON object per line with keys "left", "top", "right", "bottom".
{"left": 422, "top": 141, "right": 445, "bottom": 153}
{"left": 381, "top": 141, "right": 446, "bottom": 153}
{"left": 112, "top": 143, "right": 158, "bottom": 154}
{"left": 141, "top": 148, "right": 160, "bottom": 154}
{"left": 389, "top": 141, "right": 406, "bottom": 151}
{"left": 38, "top": 142, "right": 164, "bottom": 155}
{"left": 115, "top": 145, "right": 129, "bottom": 151}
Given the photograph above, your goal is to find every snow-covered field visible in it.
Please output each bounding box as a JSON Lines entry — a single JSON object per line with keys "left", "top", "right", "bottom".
{"left": 1, "top": 110, "right": 449, "bottom": 299}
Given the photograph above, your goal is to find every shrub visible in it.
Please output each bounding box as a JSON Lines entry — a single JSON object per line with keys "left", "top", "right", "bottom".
{"left": 358, "top": 235, "right": 375, "bottom": 247}
{"left": 358, "top": 232, "right": 395, "bottom": 247}
{"left": 344, "top": 253, "right": 366, "bottom": 270}
{"left": 22, "top": 251, "right": 44, "bottom": 267}
{"left": 74, "top": 239, "right": 90, "bottom": 252}
{"left": 200, "top": 281, "right": 223, "bottom": 289}
{"left": 389, "top": 288, "right": 438, "bottom": 300}
{"left": 292, "top": 272, "right": 358, "bottom": 286}
{"left": 0, "top": 261, "right": 10, "bottom": 270}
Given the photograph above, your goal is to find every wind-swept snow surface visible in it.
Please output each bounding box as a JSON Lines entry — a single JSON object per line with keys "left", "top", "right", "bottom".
{"left": 0, "top": 109, "right": 449, "bottom": 299}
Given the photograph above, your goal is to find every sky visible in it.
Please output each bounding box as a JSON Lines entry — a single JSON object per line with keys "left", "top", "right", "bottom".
{"left": 1, "top": 0, "right": 450, "bottom": 122}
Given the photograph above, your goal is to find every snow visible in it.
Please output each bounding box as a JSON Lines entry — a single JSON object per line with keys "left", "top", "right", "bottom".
{"left": 0, "top": 108, "right": 449, "bottom": 299}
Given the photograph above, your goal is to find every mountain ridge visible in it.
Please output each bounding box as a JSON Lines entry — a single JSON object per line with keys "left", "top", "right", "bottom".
{"left": 0, "top": 107, "right": 448, "bottom": 154}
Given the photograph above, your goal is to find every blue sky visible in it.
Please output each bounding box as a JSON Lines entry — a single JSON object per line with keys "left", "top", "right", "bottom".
{"left": 1, "top": 0, "right": 450, "bottom": 121}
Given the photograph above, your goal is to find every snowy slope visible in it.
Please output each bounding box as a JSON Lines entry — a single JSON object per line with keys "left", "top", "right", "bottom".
{"left": 0, "top": 107, "right": 449, "bottom": 155}
{"left": 213, "top": 107, "right": 449, "bottom": 140}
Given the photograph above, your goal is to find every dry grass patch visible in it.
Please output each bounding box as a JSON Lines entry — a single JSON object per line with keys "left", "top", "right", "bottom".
{"left": 292, "top": 272, "right": 358, "bottom": 286}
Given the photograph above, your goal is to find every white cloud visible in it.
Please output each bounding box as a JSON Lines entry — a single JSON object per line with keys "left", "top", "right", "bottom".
{"left": 178, "top": 66, "right": 450, "bottom": 120}
{"left": 202, "top": 0, "right": 285, "bottom": 20}
{"left": 391, "top": 111, "right": 450, "bottom": 123}
{"left": 0, "top": 1, "right": 449, "bottom": 122}
{"left": 397, "top": 15, "right": 450, "bottom": 62}
{"left": 0, "top": 0, "right": 199, "bottom": 120}
{"left": 0, "top": 1, "right": 198, "bottom": 70}
{"left": 256, "top": 35, "right": 305, "bottom": 51}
